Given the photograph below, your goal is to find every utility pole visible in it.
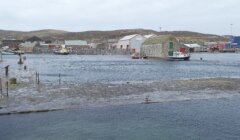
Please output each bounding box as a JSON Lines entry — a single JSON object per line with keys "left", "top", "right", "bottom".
{"left": 230, "top": 24, "right": 233, "bottom": 48}
{"left": 230, "top": 24, "right": 233, "bottom": 36}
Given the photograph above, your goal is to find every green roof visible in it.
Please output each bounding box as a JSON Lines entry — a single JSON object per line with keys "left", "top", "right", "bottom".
{"left": 143, "top": 35, "right": 176, "bottom": 45}
{"left": 65, "top": 40, "right": 87, "bottom": 46}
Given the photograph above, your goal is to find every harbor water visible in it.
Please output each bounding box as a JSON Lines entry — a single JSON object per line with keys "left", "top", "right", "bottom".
{"left": 1, "top": 97, "right": 240, "bottom": 140}
{"left": 0, "top": 53, "right": 240, "bottom": 84}
{"left": 0, "top": 53, "right": 240, "bottom": 139}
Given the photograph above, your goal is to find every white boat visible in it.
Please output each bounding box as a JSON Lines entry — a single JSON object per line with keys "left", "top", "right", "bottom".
{"left": 167, "top": 51, "right": 190, "bottom": 61}
{"left": 54, "top": 45, "right": 70, "bottom": 55}
{"left": 1, "top": 50, "right": 15, "bottom": 55}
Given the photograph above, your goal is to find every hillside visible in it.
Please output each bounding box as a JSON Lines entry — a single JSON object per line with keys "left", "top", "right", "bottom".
{"left": 0, "top": 29, "right": 228, "bottom": 43}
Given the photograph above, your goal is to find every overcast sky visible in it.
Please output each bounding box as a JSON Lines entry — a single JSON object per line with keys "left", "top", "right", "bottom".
{"left": 0, "top": 0, "right": 239, "bottom": 35}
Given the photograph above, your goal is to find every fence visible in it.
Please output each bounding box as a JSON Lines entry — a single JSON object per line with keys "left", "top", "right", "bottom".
{"left": 0, "top": 65, "right": 36, "bottom": 98}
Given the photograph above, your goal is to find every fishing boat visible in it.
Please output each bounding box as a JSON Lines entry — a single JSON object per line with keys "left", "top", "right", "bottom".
{"left": 54, "top": 45, "right": 69, "bottom": 55}
{"left": 167, "top": 51, "right": 190, "bottom": 61}
{"left": 1, "top": 50, "right": 15, "bottom": 55}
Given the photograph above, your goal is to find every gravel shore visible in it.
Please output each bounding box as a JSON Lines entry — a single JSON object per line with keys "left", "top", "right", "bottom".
{"left": 0, "top": 78, "right": 240, "bottom": 115}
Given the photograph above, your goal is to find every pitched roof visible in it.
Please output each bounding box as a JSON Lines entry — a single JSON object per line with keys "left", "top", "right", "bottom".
{"left": 120, "top": 34, "right": 139, "bottom": 41}
{"left": 144, "top": 34, "right": 157, "bottom": 39}
{"left": 65, "top": 40, "right": 87, "bottom": 46}
{"left": 184, "top": 44, "right": 201, "bottom": 48}
{"left": 143, "top": 35, "right": 176, "bottom": 45}
{"left": 26, "top": 36, "right": 43, "bottom": 42}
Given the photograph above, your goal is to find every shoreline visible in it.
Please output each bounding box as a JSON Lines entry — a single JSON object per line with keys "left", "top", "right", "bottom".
{"left": 0, "top": 77, "right": 240, "bottom": 115}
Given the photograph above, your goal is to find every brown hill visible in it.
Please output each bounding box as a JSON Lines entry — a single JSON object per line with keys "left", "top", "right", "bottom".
{"left": 0, "top": 29, "right": 228, "bottom": 43}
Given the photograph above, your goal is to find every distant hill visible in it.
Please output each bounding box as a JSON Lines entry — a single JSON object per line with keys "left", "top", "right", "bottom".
{"left": 0, "top": 29, "right": 228, "bottom": 43}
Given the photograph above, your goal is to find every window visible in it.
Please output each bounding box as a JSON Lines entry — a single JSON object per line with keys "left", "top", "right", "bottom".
{"left": 168, "top": 51, "right": 173, "bottom": 56}
{"left": 169, "top": 42, "right": 174, "bottom": 49}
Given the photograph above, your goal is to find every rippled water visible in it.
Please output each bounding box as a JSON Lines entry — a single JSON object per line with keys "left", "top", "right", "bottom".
{"left": 1, "top": 53, "right": 240, "bottom": 84}
{"left": 1, "top": 53, "right": 240, "bottom": 139}
{"left": 1, "top": 97, "right": 240, "bottom": 140}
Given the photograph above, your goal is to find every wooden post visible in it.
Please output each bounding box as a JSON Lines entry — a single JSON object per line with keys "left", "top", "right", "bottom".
{"left": 36, "top": 72, "right": 38, "bottom": 83}
{"left": 0, "top": 51, "right": 2, "bottom": 62}
{"left": 38, "top": 73, "right": 40, "bottom": 85}
{"left": 6, "top": 81, "right": 8, "bottom": 97}
{"left": 5, "top": 65, "right": 9, "bottom": 77}
{"left": 59, "top": 73, "right": 61, "bottom": 85}
{"left": 0, "top": 78, "right": 2, "bottom": 95}
{"left": 18, "top": 53, "right": 23, "bottom": 64}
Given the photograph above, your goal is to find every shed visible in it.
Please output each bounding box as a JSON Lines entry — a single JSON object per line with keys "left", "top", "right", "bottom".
{"left": 141, "top": 35, "right": 188, "bottom": 59}
{"left": 117, "top": 34, "right": 146, "bottom": 53}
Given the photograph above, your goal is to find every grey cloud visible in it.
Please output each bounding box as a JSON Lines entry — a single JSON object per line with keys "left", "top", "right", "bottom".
{"left": 0, "top": 0, "right": 239, "bottom": 35}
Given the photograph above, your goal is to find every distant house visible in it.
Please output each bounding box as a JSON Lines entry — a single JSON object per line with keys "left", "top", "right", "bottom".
{"left": 107, "top": 39, "right": 118, "bottom": 49}
{"left": 141, "top": 35, "right": 188, "bottom": 59}
{"left": 19, "top": 42, "right": 36, "bottom": 53}
{"left": 117, "top": 34, "right": 146, "bottom": 53}
{"left": 1, "top": 40, "right": 24, "bottom": 48}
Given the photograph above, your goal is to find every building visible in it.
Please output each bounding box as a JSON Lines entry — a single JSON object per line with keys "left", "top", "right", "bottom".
{"left": 231, "top": 36, "right": 240, "bottom": 48}
{"left": 19, "top": 42, "right": 36, "bottom": 53}
{"left": 141, "top": 35, "right": 188, "bottom": 59}
{"left": 117, "top": 34, "right": 146, "bottom": 53}
{"left": 1, "top": 40, "right": 24, "bottom": 48}
{"left": 65, "top": 40, "right": 88, "bottom": 49}
{"left": 184, "top": 44, "right": 206, "bottom": 52}
{"left": 65, "top": 40, "right": 87, "bottom": 46}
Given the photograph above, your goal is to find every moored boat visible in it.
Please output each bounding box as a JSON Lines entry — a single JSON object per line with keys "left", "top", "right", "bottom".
{"left": 167, "top": 51, "right": 190, "bottom": 61}
{"left": 1, "top": 50, "right": 15, "bottom": 55}
{"left": 131, "top": 53, "right": 148, "bottom": 59}
{"left": 54, "top": 45, "right": 70, "bottom": 55}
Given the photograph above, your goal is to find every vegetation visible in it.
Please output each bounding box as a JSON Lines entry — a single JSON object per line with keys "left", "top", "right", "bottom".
{"left": 0, "top": 29, "right": 228, "bottom": 43}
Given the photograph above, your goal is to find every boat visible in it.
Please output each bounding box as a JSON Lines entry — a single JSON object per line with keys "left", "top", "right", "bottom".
{"left": 131, "top": 53, "right": 148, "bottom": 59}
{"left": 1, "top": 50, "right": 15, "bottom": 55}
{"left": 54, "top": 45, "right": 70, "bottom": 55}
{"left": 1, "top": 46, "right": 24, "bottom": 55}
{"left": 167, "top": 51, "right": 190, "bottom": 61}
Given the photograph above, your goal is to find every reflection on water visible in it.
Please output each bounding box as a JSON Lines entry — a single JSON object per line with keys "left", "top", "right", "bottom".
{"left": 1, "top": 97, "right": 240, "bottom": 140}
{"left": 1, "top": 53, "right": 240, "bottom": 84}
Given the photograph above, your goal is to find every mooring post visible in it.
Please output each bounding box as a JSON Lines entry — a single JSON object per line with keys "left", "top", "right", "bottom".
{"left": 6, "top": 81, "right": 8, "bottom": 97}
{"left": 59, "top": 73, "right": 61, "bottom": 85}
{"left": 18, "top": 53, "right": 23, "bottom": 64}
{"left": 0, "top": 78, "right": 2, "bottom": 95}
{"left": 36, "top": 72, "right": 38, "bottom": 83}
{"left": 38, "top": 73, "right": 40, "bottom": 85}
{"left": 5, "top": 65, "right": 9, "bottom": 77}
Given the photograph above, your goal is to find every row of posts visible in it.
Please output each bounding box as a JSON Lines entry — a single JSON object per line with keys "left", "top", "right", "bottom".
{"left": 0, "top": 66, "right": 62, "bottom": 98}
{"left": 35, "top": 73, "right": 61, "bottom": 85}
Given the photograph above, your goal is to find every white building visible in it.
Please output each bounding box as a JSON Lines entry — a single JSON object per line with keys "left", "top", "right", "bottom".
{"left": 117, "top": 34, "right": 146, "bottom": 53}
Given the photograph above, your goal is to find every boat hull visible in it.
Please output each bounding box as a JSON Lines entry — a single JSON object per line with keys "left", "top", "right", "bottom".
{"left": 167, "top": 56, "right": 190, "bottom": 61}
{"left": 54, "top": 52, "right": 69, "bottom": 55}
{"left": 1, "top": 51, "right": 15, "bottom": 55}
